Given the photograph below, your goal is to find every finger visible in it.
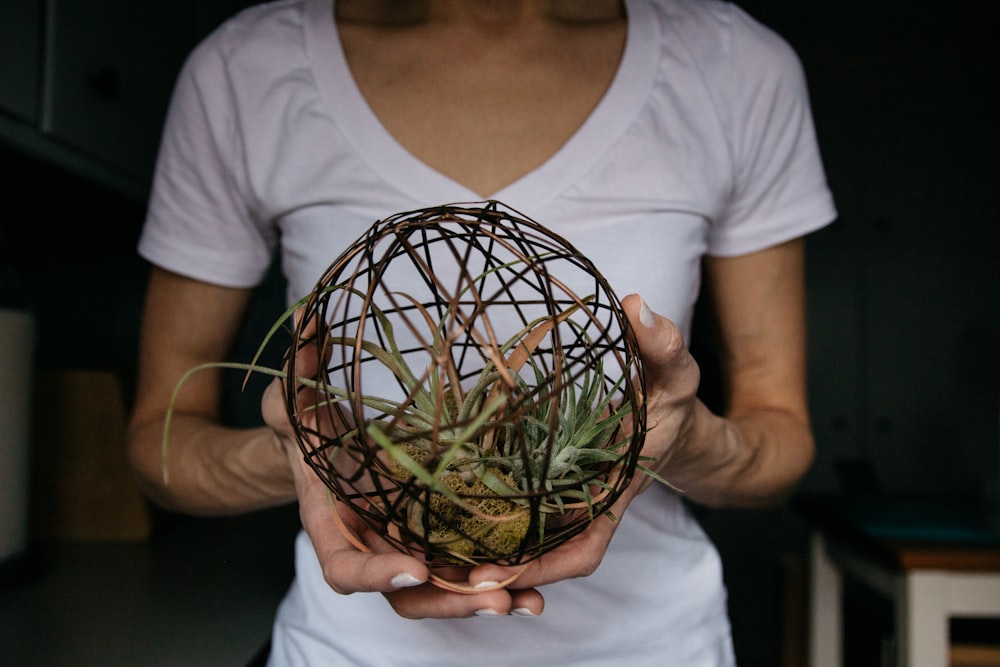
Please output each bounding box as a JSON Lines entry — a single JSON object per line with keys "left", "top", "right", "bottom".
{"left": 318, "top": 544, "right": 431, "bottom": 596}
{"left": 621, "top": 294, "right": 691, "bottom": 373}
{"left": 472, "top": 510, "right": 620, "bottom": 591}
{"left": 385, "top": 582, "right": 517, "bottom": 619}
{"left": 261, "top": 376, "right": 292, "bottom": 435}
{"left": 290, "top": 445, "right": 428, "bottom": 595}
{"left": 384, "top": 565, "right": 542, "bottom": 619}
{"left": 306, "top": 500, "right": 431, "bottom": 595}
{"left": 508, "top": 587, "right": 545, "bottom": 617}
{"left": 620, "top": 294, "right": 700, "bottom": 399}
{"left": 288, "top": 307, "right": 337, "bottom": 409}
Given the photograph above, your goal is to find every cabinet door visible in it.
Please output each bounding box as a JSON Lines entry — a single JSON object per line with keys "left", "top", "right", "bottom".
{"left": 43, "top": 0, "right": 197, "bottom": 184}
{"left": 0, "top": 0, "right": 42, "bottom": 123}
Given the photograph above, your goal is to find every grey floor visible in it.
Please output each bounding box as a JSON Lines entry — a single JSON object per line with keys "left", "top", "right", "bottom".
{"left": 1, "top": 505, "right": 300, "bottom": 667}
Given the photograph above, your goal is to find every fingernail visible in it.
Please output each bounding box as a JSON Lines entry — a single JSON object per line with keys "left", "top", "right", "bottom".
{"left": 473, "top": 580, "right": 501, "bottom": 590}
{"left": 390, "top": 573, "right": 424, "bottom": 589}
{"left": 639, "top": 297, "right": 655, "bottom": 328}
{"left": 474, "top": 608, "right": 501, "bottom": 617}
{"left": 510, "top": 608, "right": 537, "bottom": 617}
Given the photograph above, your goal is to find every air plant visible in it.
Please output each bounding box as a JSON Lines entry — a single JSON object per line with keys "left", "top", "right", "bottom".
{"left": 165, "top": 202, "right": 654, "bottom": 584}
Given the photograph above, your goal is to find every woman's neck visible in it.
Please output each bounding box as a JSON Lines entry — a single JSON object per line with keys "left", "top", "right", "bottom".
{"left": 335, "top": 0, "right": 625, "bottom": 25}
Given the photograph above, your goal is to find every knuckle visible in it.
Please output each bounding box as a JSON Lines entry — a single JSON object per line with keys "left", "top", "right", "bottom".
{"left": 320, "top": 564, "right": 354, "bottom": 595}
{"left": 579, "top": 555, "right": 602, "bottom": 577}
{"left": 385, "top": 598, "right": 415, "bottom": 619}
{"left": 662, "top": 325, "right": 687, "bottom": 356}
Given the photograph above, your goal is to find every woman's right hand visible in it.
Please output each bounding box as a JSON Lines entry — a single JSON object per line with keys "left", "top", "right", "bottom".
{"left": 260, "top": 314, "right": 545, "bottom": 619}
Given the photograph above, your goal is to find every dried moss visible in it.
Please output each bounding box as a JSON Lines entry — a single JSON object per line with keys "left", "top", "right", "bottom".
{"left": 424, "top": 469, "right": 530, "bottom": 560}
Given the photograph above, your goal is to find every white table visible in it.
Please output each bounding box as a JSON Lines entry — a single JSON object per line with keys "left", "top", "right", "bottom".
{"left": 807, "top": 526, "right": 1000, "bottom": 667}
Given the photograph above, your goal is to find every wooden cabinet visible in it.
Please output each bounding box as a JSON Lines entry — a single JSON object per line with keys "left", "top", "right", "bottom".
{"left": 0, "top": 0, "right": 42, "bottom": 124}
{"left": 42, "top": 0, "right": 197, "bottom": 185}
{"left": 0, "top": 0, "right": 259, "bottom": 201}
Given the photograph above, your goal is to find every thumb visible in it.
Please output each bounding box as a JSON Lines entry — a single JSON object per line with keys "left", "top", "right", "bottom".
{"left": 620, "top": 294, "right": 700, "bottom": 398}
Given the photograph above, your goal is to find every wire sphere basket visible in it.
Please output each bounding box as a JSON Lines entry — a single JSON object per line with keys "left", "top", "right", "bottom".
{"left": 284, "top": 201, "right": 646, "bottom": 568}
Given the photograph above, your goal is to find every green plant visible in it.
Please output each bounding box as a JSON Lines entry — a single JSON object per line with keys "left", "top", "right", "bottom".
{"left": 164, "top": 202, "right": 655, "bottom": 575}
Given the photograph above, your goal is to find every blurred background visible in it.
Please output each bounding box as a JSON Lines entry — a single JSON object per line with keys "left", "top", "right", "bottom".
{"left": 1, "top": 0, "right": 996, "bottom": 665}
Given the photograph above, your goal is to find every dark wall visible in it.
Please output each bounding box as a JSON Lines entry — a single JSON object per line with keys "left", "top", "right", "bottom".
{"left": 757, "top": 0, "right": 998, "bottom": 503}
{"left": 697, "top": 2, "right": 998, "bottom": 664}
{"left": 0, "top": 142, "right": 285, "bottom": 425}
{"left": 0, "top": 145, "right": 147, "bottom": 377}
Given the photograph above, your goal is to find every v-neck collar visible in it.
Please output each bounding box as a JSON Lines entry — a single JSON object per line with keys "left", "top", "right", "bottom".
{"left": 306, "top": 0, "right": 659, "bottom": 211}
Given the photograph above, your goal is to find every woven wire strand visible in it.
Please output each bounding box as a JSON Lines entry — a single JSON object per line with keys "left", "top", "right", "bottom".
{"left": 284, "top": 201, "right": 646, "bottom": 566}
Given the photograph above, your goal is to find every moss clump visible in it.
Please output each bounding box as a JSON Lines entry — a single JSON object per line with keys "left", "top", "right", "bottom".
{"left": 425, "top": 469, "right": 529, "bottom": 561}
{"left": 386, "top": 442, "right": 429, "bottom": 479}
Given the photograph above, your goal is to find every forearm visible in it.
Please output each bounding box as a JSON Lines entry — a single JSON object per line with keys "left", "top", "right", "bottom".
{"left": 653, "top": 400, "right": 815, "bottom": 509}
{"left": 649, "top": 240, "right": 816, "bottom": 508}
{"left": 127, "top": 414, "right": 296, "bottom": 516}
{"left": 126, "top": 271, "right": 298, "bottom": 515}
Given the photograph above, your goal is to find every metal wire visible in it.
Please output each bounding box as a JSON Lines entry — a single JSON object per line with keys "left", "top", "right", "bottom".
{"left": 284, "top": 201, "right": 646, "bottom": 566}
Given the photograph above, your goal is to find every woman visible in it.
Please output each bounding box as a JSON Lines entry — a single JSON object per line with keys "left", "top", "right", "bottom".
{"left": 128, "top": 0, "right": 836, "bottom": 664}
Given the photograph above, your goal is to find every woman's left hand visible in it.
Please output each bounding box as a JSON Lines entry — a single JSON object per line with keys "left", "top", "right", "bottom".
{"left": 469, "top": 293, "right": 703, "bottom": 597}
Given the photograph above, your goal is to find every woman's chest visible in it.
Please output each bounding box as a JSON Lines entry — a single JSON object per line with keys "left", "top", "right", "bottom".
{"left": 337, "top": 21, "right": 627, "bottom": 197}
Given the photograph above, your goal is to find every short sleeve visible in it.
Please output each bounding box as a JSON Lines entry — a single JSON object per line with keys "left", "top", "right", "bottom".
{"left": 138, "top": 29, "right": 277, "bottom": 288}
{"left": 706, "top": 5, "right": 836, "bottom": 256}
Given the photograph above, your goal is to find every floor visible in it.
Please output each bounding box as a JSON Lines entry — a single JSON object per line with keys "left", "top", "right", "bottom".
{"left": 0, "top": 505, "right": 300, "bottom": 667}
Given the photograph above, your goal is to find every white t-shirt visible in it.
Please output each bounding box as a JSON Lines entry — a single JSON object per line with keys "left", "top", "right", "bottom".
{"left": 139, "top": 0, "right": 836, "bottom": 664}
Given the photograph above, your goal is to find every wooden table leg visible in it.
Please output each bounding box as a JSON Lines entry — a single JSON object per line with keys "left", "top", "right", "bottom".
{"left": 897, "top": 571, "right": 950, "bottom": 667}
{"left": 809, "top": 533, "right": 843, "bottom": 667}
